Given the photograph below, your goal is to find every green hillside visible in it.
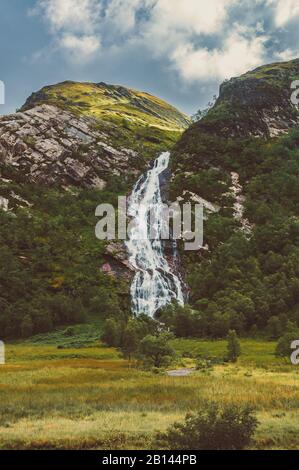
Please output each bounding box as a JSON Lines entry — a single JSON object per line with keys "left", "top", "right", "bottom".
{"left": 21, "top": 81, "right": 191, "bottom": 131}
{"left": 169, "top": 58, "right": 299, "bottom": 339}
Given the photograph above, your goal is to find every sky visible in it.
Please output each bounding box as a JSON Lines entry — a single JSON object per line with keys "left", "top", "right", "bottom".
{"left": 0, "top": 0, "right": 299, "bottom": 116}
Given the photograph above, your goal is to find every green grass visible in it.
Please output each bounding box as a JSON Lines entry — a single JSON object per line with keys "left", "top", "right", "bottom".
{"left": 22, "top": 81, "right": 191, "bottom": 132}
{"left": 170, "top": 338, "right": 282, "bottom": 368}
{"left": 19, "top": 81, "right": 190, "bottom": 163}
{"left": 0, "top": 337, "right": 299, "bottom": 449}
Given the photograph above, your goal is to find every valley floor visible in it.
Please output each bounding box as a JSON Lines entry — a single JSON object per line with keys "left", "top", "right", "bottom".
{"left": 1, "top": 335, "right": 299, "bottom": 450}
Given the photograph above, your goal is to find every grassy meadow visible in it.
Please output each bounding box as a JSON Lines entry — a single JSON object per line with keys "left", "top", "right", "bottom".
{"left": 1, "top": 331, "right": 299, "bottom": 450}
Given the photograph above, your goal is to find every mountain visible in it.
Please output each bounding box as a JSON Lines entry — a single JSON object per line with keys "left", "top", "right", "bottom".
{"left": 0, "top": 82, "right": 189, "bottom": 338}
{"left": 168, "top": 58, "right": 299, "bottom": 338}
{"left": 1, "top": 61, "right": 299, "bottom": 340}
{"left": 190, "top": 58, "right": 299, "bottom": 139}
{"left": 0, "top": 81, "right": 190, "bottom": 192}
{"left": 21, "top": 81, "right": 190, "bottom": 131}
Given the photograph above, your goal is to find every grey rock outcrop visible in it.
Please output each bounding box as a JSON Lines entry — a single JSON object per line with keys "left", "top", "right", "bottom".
{"left": 0, "top": 104, "right": 142, "bottom": 188}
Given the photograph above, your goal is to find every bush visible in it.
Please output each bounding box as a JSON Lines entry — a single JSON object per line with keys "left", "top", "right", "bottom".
{"left": 275, "top": 322, "right": 299, "bottom": 358}
{"left": 102, "top": 318, "right": 121, "bottom": 347}
{"left": 138, "top": 333, "right": 175, "bottom": 369}
{"left": 276, "top": 332, "right": 299, "bottom": 358}
{"left": 227, "top": 330, "right": 241, "bottom": 363}
{"left": 156, "top": 403, "right": 258, "bottom": 450}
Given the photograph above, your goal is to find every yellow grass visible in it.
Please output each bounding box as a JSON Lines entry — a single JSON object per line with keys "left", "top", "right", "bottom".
{"left": 1, "top": 340, "right": 299, "bottom": 449}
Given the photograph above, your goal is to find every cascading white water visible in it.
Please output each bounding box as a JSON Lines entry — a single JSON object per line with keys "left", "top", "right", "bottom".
{"left": 126, "top": 151, "right": 184, "bottom": 318}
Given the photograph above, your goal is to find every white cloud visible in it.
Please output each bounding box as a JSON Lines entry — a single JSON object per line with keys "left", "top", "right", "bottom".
{"left": 32, "top": 0, "right": 102, "bottom": 61}
{"left": 140, "top": 2, "right": 268, "bottom": 82}
{"left": 105, "top": 0, "right": 153, "bottom": 33}
{"left": 60, "top": 34, "right": 101, "bottom": 62}
{"left": 275, "top": 48, "right": 299, "bottom": 61}
{"left": 35, "top": 0, "right": 101, "bottom": 33}
{"left": 31, "top": 0, "right": 298, "bottom": 82}
{"left": 268, "top": 0, "right": 299, "bottom": 27}
{"left": 170, "top": 29, "right": 267, "bottom": 81}
{"left": 149, "top": 0, "right": 236, "bottom": 36}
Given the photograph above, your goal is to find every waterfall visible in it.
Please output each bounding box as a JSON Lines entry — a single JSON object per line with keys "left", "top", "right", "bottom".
{"left": 126, "top": 151, "right": 184, "bottom": 318}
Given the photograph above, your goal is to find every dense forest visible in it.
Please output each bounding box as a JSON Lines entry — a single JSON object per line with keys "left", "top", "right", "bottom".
{"left": 0, "top": 181, "right": 130, "bottom": 338}
{"left": 169, "top": 94, "right": 299, "bottom": 338}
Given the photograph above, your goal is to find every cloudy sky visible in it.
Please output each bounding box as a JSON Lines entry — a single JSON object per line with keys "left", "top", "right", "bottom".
{"left": 0, "top": 0, "right": 299, "bottom": 116}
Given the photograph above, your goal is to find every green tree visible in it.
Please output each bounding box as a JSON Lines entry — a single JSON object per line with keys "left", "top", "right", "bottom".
{"left": 267, "top": 316, "right": 282, "bottom": 339}
{"left": 138, "top": 333, "right": 175, "bottom": 368}
{"left": 121, "top": 321, "right": 139, "bottom": 360}
{"left": 20, "top": 315, "right": 34, "bottom": 338}
{"left": 275, "top": 323, "right": 299, "bottom": 359}
{"left": 227, "top": 330, "right": 241, "bottom": 363}
{"left": 102, "top": 318, "right": 120, "bottom": 347}
{"left": 156, "top": 403, "right": 258, "bottom": 450}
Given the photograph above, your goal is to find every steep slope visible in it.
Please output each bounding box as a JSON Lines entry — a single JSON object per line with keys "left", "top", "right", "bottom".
{"left": 0, "top": 82, "right": 189, "bottom": 339}
{"left": 169, "top": 59, "right": 299, "bottom": 338}
{"left": 189, "top": 58, "right": 299, "bottom": 139}
{"left": 172, "top": 58, "right": 299, "bottom": 199}
{"left": 0, "top": 81, "right": 190, "bottom": 192}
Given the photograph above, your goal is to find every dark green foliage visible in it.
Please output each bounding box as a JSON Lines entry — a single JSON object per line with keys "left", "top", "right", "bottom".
{"left": 20, "top": 315, "right": 34, "bottom": 338}
{"left": 172, "top": 129, "right": 299, "bottom": 338}
{"left": 157, "top": 302, "right": 203, "bottom": 338}
{"left": 227, "top": 330, "right": 241, "bottom": 363}
{"left": 276, "top": 333, "right": 296, "bottom": 358}
{"left": 121, "top": 321, "right": 139, "bottom": 360}
{"left": 267, "top": 316, "right": 284, "bottom": 339}
{"left": 0, "top": 185, "right": 127, "bottom": 338}
{"left": 102, "top": 315, "right": 175, "bottom": 369}
{"left": 156, "top": 403, "right": 258, "bottom": 450}
{"left": 275, "top": 322, "right": 299, "bottom": 358}
{"left": 102, "top": 315, "right": 158, "bottom": 353}
{"left": 102, "top": 318, "right": 121, "bottom": 348}
{"left": 138, "top": 333, "right": 175, "bottom": 368}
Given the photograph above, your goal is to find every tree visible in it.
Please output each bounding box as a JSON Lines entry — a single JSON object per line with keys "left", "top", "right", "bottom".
{"left": 138, "top": 333, "right": 175, "bottom": 368}
{"left": 267, "top": 316, "right": 282, "bottom": 339}
{"left": 227, "top": 330, "right": 241, "bottom": 363}
{"left": 20, "top": 315, "right": 34, "bottom": 338}
{"left": 156, "top": 403, "right": 258, "bottom": 450}
{"left": 121, "top": 321, "right": 139, "bottom": 360}
{"left": 102, "top": 318, "right": 120, "bottom": 347}
{"left": 158, "top": 302, "right": 202, "bottom": 338}
{"left": 275, "top": 323, "right": 299, "bottom": 359}
{"left": 191, "top": 95, "right": 217, "bottom": 122}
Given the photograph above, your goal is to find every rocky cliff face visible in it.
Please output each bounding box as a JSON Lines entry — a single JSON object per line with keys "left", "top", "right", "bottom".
{"left": 0, "top": 104, "right": 141, "bottom": 189}
{"left": 191, "top": 58, "right": 299, "bottom": 139}
{"left": 171, "top": 58, "right": 299, "bottom": 202}
{"left": 0, "top": 81, "right": 190, "bottom": 193}
{"left": 0, "top": 81, "right": 190, "bottom": 288}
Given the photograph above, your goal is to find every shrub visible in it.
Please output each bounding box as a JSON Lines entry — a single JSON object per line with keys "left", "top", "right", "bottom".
{"left": 275, "top": 322, "right": 299, "bottom": 359}
{"left": 156, "top": 403, "right": 258, "bottom": 450}
{"left": 227, "top": 329, "right": 241, "bottom": 363}
{"left": 138, "top": 333, "right": 175, "bottom": 369}
{"left": 102, "top": 318, "right": 120, "bottom": 347}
